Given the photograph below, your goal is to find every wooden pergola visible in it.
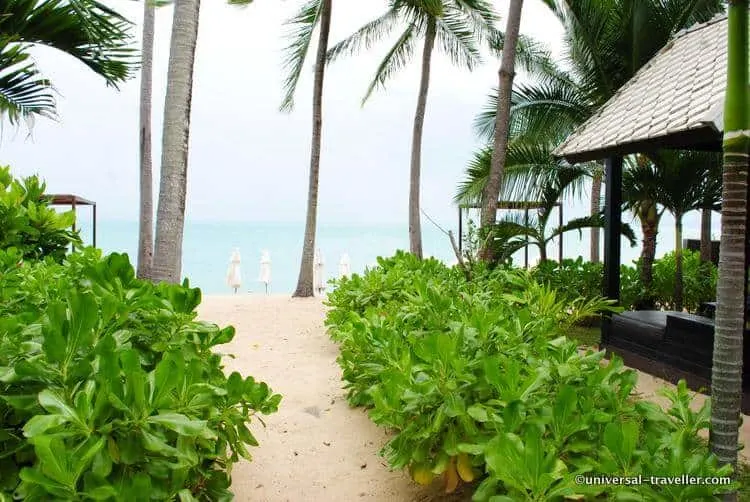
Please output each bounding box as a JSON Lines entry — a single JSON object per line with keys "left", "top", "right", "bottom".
{"left": 457, "top": 200, "right": 564, "bottom": 267}
{"left": 48, "top": 194, "right": 97, "bottom": 251}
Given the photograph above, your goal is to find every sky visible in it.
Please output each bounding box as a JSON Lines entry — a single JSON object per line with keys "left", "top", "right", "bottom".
{"left": 0, "top": 0, "right": 717, "bottom": 262}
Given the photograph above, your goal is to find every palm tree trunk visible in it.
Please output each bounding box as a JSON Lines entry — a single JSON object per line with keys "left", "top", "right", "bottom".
{"left": 479, "top": 0, "right": 524, "bottom": 262}
{"left": 137, "top": 0, "right": 155, "bottom": 280}
{"left": 151, "top": 0, "right": 201, "bottom": 284}
{"left": 674, "top": 212, "right": 684, "bottom": 312}
{"left": 701, "top": 208, "right": 713, "bottom": 262}
{"left": 408, "top": 19, "right": 436, "bottom": 259}
{"left": 711, "top": 1, "right": 748, "bottom": 494}
{"left": 638, "top": 201, "right": 658, "bottom": 306}
{"left": 590, "top": 170, "right": 602, "bottom": 263}
{"left": 293, "top": 0, "right": 331, "bottom": 298}
{"left": 538, "top": 242, "right": 547, "bottom": 263}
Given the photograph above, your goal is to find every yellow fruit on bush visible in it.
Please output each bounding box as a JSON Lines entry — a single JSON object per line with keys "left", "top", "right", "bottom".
{"left": 411, "top": 465, "right": 434, "bottom": 486}
{"left": 456, "top": 453, "right": 475, "bottom": 482}
{"left": 444, "top": 460, "right": 459, "bottom": 493}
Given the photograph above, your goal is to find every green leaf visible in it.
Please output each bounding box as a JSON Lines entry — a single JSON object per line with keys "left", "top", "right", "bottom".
{"left": 146, "top": 413, "right": 215, "bottom": 439}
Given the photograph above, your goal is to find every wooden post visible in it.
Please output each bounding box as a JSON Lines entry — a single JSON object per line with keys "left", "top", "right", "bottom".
{"left": 92, "top": 203, "right": 97, "bottom": 248}
{"left": 558, "top": 203, "right": 563, "bottom": 264}
{"left": 458, "top": 206, "right": 463, "bottom": 255}
{"left": 602, "top": 156, "right": 623, "bottom": 344}
{"left": 524, "top": 208, "right": 529, "bottom": 268}
{"left": 71, "top": 199, "right": 77, "bottom": 253}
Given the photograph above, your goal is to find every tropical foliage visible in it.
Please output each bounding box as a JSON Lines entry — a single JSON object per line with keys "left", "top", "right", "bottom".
{"left": 0, "top": 0, "right": 137, "bottom": 125}
{"left": 0, "top": 248, "right": 281, "bottom": 500}
{"left": 531, "top": 251, "right": 718, "bottom": 316}
{"left": 0, "top": 166, "right": 81, "bottom": 263}
{"left": 325, "top": 252, "right": 733, "bottom": 500}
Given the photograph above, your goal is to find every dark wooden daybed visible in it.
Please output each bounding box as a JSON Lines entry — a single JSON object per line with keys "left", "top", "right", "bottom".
{"left": 603, "top": 310, "right": 750, "bottom": 413}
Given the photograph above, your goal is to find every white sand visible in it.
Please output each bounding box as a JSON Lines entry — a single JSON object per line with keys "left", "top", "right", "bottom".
{"left": 198, "top": 295, "right": 749, "bottom": 501}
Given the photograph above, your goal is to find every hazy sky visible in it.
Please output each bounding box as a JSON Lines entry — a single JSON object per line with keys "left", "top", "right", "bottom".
{"left": 1, "top": 0, "right": 569, "bottom": 227}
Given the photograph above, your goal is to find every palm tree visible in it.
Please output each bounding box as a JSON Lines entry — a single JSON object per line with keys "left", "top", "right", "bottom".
{"left": 479, "top": 0, "right": 524, "bottom": 262}
{"left": 326, "top": 0, "right": 498, "bottom": 258}
{"left": 151, "top": 0, "right": 202, "bottom": 283}
{"left": 0, "top": 0, "right": 136, "bottom": 126}
{"left": 456, "top": 139, "right": 635, "bottom": 263}
{"left": 473, "top": 0, "right": 725, "bottom": 262}
{"left": 649, "top": 151, "right": 723, "bottom": 312}
{"left": 137, "top": 0, "right": 156, "bottom": 280}
{"left": 259, "top": 0, "right": 333, "bottom": 298}
{"left": 711, "top": 0, "right": 748, "bottom": 487}
{"left": 622, "top": 155, "right": 664, "bottom": 304}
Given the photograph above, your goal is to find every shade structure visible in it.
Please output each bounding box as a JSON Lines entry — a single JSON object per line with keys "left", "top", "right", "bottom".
{"left": 226, "top": 248, "right": 241, "bottom": 293}
{"left": 314, "top": 248, "right": 326, "bottom": 295}
{"left": 338, "top": 253, "right": 351, "bottom": 279}
{"left": 259, "top": 250, "right": 272, "bottom": 293}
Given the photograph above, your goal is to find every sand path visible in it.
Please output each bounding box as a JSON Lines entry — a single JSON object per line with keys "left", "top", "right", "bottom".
{"left": 198, "top": 295, "right": 750, "bottom": 502}
{"left": 198, "top": 295, "right": 464, "bottom": 502}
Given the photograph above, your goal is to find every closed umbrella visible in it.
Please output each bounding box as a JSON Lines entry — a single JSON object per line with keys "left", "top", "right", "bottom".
{"left": 259, "top": 250, "right": 271, "bottom": 294}
{"left": 226, "top": 248, "right": 241, "bottom": 294}
{"left": 314, "top": 248, "right": 326, "bottom": 296}
{"left": 338, "top": 253, "right": 351, "bottom": 279}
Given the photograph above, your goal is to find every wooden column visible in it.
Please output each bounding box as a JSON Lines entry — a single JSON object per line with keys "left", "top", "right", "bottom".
{"left": 458, "top": 206, "right": 463, "bottom": 254}
{"left": 71, "top": 199, "right": 77, "bottom": 253}
{"left": 92, "top": 204, "right": 97, "bottom": 248}
{"left": 558, "top": 203, "right": 563, "bottom": 264}
{"left": 602, "top": 156, "right": 623, "bottom": 344}
{"left": 524, "top": 208, "right": 529, "bottom": 268}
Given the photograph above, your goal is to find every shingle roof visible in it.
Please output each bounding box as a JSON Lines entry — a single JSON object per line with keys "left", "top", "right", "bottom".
{"left": 553, "top": 15, "right": 727, "bottom": 163}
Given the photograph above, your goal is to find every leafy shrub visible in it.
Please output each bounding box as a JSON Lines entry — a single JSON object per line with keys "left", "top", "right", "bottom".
{"left": 652, "top": 250, "right": 717, "bottom": 313}
{"left": 530, "top": 251, "right": 717, "bottom": 314}
{"left": 0, "top": 248, "right": 281, "bottom": 500}
{"left": 530, "top": 257, "right": 603, "bottom": 305}
{"left": 326, "top": 253, "right": 734, "bottom": 500}
{"left": 0, "top": 166, "right": 81, "bottom": 262}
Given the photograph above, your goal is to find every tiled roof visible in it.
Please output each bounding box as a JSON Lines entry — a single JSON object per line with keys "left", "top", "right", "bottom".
{"left": 553, "top": 15, "right": 727, "bottom": 162}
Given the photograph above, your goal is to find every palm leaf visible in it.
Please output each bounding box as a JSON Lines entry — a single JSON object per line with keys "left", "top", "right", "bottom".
{"left": 361, "top": 23, "right": 419, "bottom": 105}
{"left": 0, "top": 42, "right": 56, "bottom": 125}
{"left": 325, "top": 7, "right": 400, "bottom": 64}
{"left": 278, "top": 0, "right": 323, "bottom": 112}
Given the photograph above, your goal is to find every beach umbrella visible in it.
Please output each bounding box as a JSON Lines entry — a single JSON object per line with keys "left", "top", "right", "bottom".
{"left": 226, "top": 248, "right": 242, "bottom": 294}
{"left": 259, "top": 250, "right": 271, "bottom": 294}
{"left": 314, "top": 248, "right": 326, "bottom": 296}
{"left": 338, "top": 253, "right": 351, "bottom": 279}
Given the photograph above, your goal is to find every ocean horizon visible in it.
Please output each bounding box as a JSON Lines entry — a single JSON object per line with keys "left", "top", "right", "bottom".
{"left": 72, "top": 214, "right": 713, "bottom": 295}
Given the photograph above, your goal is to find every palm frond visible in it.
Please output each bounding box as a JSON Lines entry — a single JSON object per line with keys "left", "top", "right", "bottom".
{"left": 325, "top": 7, "right": 400, "bottom": 64}
{"left": 361, "top": 23, "right": 418, "bottom": 105}
{"left": 279, "top": 0, "right": 323, "bottom": 112}
{"left": 0, "top": 41, "right": 56, "bottom": 125}
{"left": 434, "top": 7, "right": 482, "bottom": 70}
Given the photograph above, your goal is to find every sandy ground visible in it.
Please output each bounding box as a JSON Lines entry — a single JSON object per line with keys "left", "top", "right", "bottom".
{"left": 198, "top": 295, "right": 750, "bottom": 502}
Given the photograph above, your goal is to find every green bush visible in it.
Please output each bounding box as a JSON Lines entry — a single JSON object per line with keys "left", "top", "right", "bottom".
{"left": 529, "top": 251, "right": 717, "bottom": 314}
{"left": 0, "top": 248, "right": 281, "bottom": 501}
{"left": 0, "top": 166, "right": 81, "bottom": 262}
{"left": 326, "top": 252, "right": 734, "bottom": 500}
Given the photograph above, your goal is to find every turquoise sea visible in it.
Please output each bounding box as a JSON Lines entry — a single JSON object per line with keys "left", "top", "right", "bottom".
{"left": 74, "top": 220, "right": 461, "bottom": 294}
{"left": 72, "top": 214, "right": 706, "bottom": 295}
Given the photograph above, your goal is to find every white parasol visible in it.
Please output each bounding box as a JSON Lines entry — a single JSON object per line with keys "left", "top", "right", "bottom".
{"left": 259, "top": 250, "right": 272, "bottom": 294}
{"left": 313, "top": 248, "right": 326, "bottom": 296}
{"left": 226, "top": 248, "right": 242, "bottom": 294}
{"left": 338, "top": 253, "right": 351, "bottom": 279}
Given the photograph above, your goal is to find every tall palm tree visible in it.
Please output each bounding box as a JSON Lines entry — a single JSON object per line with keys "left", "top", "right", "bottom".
{"left": 137, "top": 0, "right": 156, "bottom": 280}
{"left": 266, "top": 0, "right": 333, "bottom": 298}
{"left": 473, "top": 0, "right": 725, "bottom": 262}
{"left": 0, "top": 0, "right": 137, "bottom": 126}
{"left": 151, "top": 0, "right": 202, "bottom": 283}
{"left": 326, "top": 0, "right": 498, "bottom": 258}
{"left": 479, "top": 0, "right": 524, "bottom": 262}
{"left": 711, "top": 0, "right": 748, "bottom": 488}
{"left": 650, "top": 150, "right": 723, "bottom": 312}
{"left": 622, "top": 155, "right": 664, "bottom": 302}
